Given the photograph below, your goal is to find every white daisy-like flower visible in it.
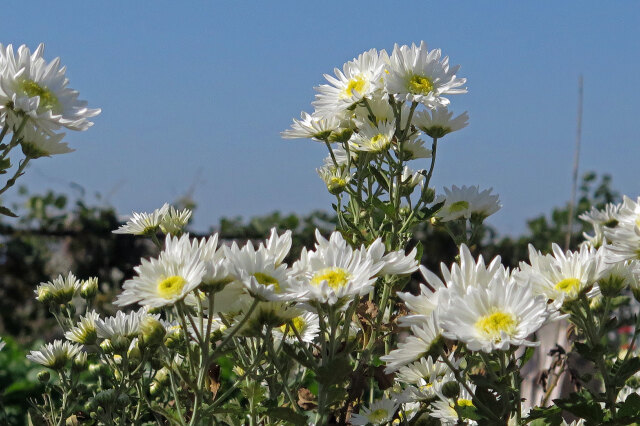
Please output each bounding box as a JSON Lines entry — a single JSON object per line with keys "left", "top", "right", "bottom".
{"left": 19, "top": 123, "right": 73, "bottom": 158}
{"left": 115, "top": 234, "right": 206, "bottom": 308}
{"left": 352, "top": 120, "right": 396, "bottom": 153}
{"left": 381, "top": 313, "right": 443, "bottom": 373}
{"left": 613, "top": 195, "right": 640, "bottom": 227}
{"left": 413, "top": 106, "right": 468, "bottom": 139}
{"left": 317, "top": 164, "right": 351, "bottom": 195}
{"left": 35, "top": 272, "right": 81, "bottom": 305}
{"left": 0, "top": 43, "right": 100, "bottom": 131}
{"left": 396, "top": 355, "right": 457, "bottom": 401}
{"left": 401, "top": 137, "right": 432, "bottom": 160}
{"left": 514, "top": 243, "right": 603, "bottom": 308}
{"left": 603, "top": 217, "right": 640, "bottom": 264}
{"left": 113, "top": 203, "right": 170, "bottom": 235}
{"left": 397, "top": 266, "right": 449, "bottom": 327}
{"left": 353, "top": 94, "right": 413, "bottom": 129}
{"left": 366, "top": 238, "right": 419, "bottom": 276}
{"left": 385, "top": 41, "right": 466, "bottom": 108}
{"left": 431, "top": 384, "right": 477, "bottom": 425}
{"left": 434, "top": 185, "right": 501, "bottom": 222}
{"left": 274, "top": 311, "right": 320, "bottom": 343}
{"left": 281, "top": 111, "right": 340, "bottom": 141}
{"left": 579, "top": 202, "right": 620, "bottom": 247}
{"left": 95, "top": 308, "right": 159, "bottom": 340}
{"left": 287, "top": 230, "right": 381, "bottom": 306}
{"left": 159, "top": 206, "right": 192, "bottom": 235}
{"left": 350, "top": 397, "right": 399, "bottom": 426}
{"left": 27, "top": 340, "right": 82, "bottom": 369}
{"left": 234, "top": 300, "right": 301, "bottom": 336}
{"left": 260, "top": 228, "right": 292, "bottom": 266}
{"left": 65, "top": 311, "right": 100, "bottom": 345}
{"left": 400, "top": 166, "right": 424, "bottom": 195}
{"left": 224, "top": 240, "right": 295, "bottom": 301}
{"left": 440, "top": 274, "right": 548, "bottom": 352}
{"left": 312, "top": 48, "right": 388, "bottom": 117}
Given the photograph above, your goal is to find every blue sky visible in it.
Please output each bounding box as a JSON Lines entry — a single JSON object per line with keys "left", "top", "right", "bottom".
{"left": 2, "top": 1, "right": 639, "bottom": 235}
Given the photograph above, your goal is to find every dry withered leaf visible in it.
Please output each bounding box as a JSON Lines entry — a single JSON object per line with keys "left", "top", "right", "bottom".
{"left": 208, "top": 363, "right": 221, "bottom": 399}
{"left": 297, "top": 387, "right": 317, "bottom": 410}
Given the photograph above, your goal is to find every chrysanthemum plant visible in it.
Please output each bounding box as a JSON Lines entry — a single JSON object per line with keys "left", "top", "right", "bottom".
{"left": 21, "top": 41, "right": 640, "bottom": 426}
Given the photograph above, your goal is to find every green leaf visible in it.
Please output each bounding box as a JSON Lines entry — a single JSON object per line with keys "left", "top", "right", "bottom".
{"left": 414, "top": 241, "right": 424, "bottom": 262}
{"left": 0, "top": 206, "right": 18, "bottom": 217}
{"left": 267, "top": 407, "right": 308, "bottom": 426}
{"left": 281, "top": 343, "right": 316, "bottom": 370}
{"left": 372, "top": 198, "right": 395, "bottom": 217}
{"left": 617, "top": 392, "right": 640, "bottom": 420}
{"left": 316, "top": 356, "right": 352, "bottom": 386}
{"left": 613, "top": 357, "right": 640, "bottom": 388}
{"left": 525, "top": 405, "right": 562, "bottom": 424}
{"left": 369, "top": 165, "right": 389, "bottom": 192}
{"left": 554, "top": 391, "right": 605, "bottom": 423}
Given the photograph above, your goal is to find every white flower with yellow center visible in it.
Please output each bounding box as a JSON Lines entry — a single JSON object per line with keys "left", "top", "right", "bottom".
{"left": 366, "top": 238, "right": 419, "bottom": 276}
{"left": 274, "top": 311, "right": 320, "bottom": 344}
{"left": 113, "top": 203, "right": 170, "bottom": 235}
{"left": 413, "top": 106, "right": 468, "bottom": 139}
{"left": 312, "top": 48, "right": 389, "bottom": 117}
{"left": 95, "top": 308, "right": 159, "bottom": 340}
{"left": 353, "top": 94, "right": 413, "bottom": 129}
{"left": 35, "top": 272, "right": 81, "bottom": 305}
{"left": 115, "top": 234, "right": 206, "bottom": 308}
{"left": 0, "top": 43, "right": 100, "bottom": 131}
{"left": 281, "top": 111, "right": 340, "bottom": 141}
{"left": 317, "top": 164, "right": 351, "bottom": 195}
{"left": 352, "top": 120, "right": 396, "bottom": 153}
{"left": 159, "top": 206, "right": 192, "bottom": 235}
{"left": 65, "top": 311, "right": 100, "bottom": 345}
{"left": 350, "top": 397, "right": 399, "bottom": 426}
{"left": 396, "top": 356, "right": 457, "bottom": 401}
{"left": 579, "top": 202, "right": 620, "bottom": 247}
{"left": 431, "top": 385, "right": 477, "bottom": 425}
{"left": 224, "top": 240, "right": 294, "bottom": 302}
{"left": 381, "top": 313, "right": 443, "bottom": 373}
{"left": 385, "top": 41, "right": 466, "bottom": 108}
{"left": 514, "top": 243, "right": 603, "bottom": 307}
{"left": 434, "top": 185, "right": 501, "bottom": 222}
{"left": 27, "top": 340, "right": 82, "bottom": 370}
{"left": 288, "top": 230, "right": 381, "bottom": 305}
{"left": 19, "top": 123, "right": 73, "bottom": 158}
{"left": 440, "top": 275, "right": 548, "bottom": 352}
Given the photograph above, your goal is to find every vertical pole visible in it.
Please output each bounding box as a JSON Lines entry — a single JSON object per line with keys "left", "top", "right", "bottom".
{"left": 565, "top": 75, "right": 583, "bottom": 251}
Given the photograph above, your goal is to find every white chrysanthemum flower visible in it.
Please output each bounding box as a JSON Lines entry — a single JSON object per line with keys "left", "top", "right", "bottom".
{"left": 35, "top": 272, "right": 81, "bottom": 304}
{"left": 312, "top": 48, "right": 388, "bottom": 117}
{"left": 440, "top": 275, "right": 548, "bottom": 352}
{"left": 434, "top": 185, "right": 501, "bottom": 222}
{"left": 431, "top": 385, "right": 477, "bottom": 425}
{"left": 397, "top": 266, "right": 449, "bottom": 327}
{"left": 350, "top": 397, "right": 399, "bottom": 426}
{"left": 234, "top": 301, "right": 301, "bottom": 336}
{"left": 160, "top": 206, "right": 192, "bottom": 235}
{"left": 113, "top": 203, "right": 170, "bottom": 235}
{"left": 352, "top": 120, "right": 396, "bottom": 153}
{"left": 366, "top": 238, "right": 419, "bottom": 276}
{"left": 613, "top": 195, "right": 640, "bottom": 227}
{"left": 27, "top": 340, "right": 82, "bottom": 369}
{"left": 579, "top": 202, "right": 620, "bottom": 247}
{"left": 402, "top": 137, "right": 432, "bottom": 160}
{"left": 317, "top": 164, "right": 351, "bottom": 195}
{"left": 400, "top": 166, "right": 424, "bottom": 194}
{"left": 0, "top": 44, "right": 100, "bottom": 131}
{"left": 413, "top": 106, "right": 468, "bottom": 139}
{"left": 19, "top": 123, "right": 73, "bottom": 158}
{"left": 603, "top": 222, "right": 640, "bottom": 264}
{"left": 274, "top": 311, "right": 320, "bottom": 343}
{"left": 65, "top": 311, "right": 100, "bottom": 345}
{"left": 396, "top": 356, "right": 457, "bottom": 401}
{"left": 353, "top": 94, "right": 413, "bottom": 129}
{"left": 281, "top": 111, "right": 340, "bottom": 141}
{"left": 385, "top": 41, "right": 466, "bottom": 108}
{"left": 288, "top": 230, "right": 381, "bottom": 305}
{"left": 381, "top": 313, "right": 443, "bottom": 373}
{"left": 95, "top": 308, "right": 159, "bottom": 340}
{"left": 260, "top": 228, "right": 292, "bottom": 266}
{"left": 225, "top": 240, "right": 295, "bottom": 301}
{"left": 515, "top": 243, "right": 603, "bottom": 308}
{"left": 115, "top": 234, "right": 206, "bottom": 307}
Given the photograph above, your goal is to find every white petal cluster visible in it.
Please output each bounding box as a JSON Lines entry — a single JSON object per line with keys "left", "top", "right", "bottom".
{"left": 114, "top": 203, "right": 193, "bottom": 235}
{"left": 95, "top": 308, "right": 159, "bottom": 340}
{"left": 350, "top": 397, "right": 399, "bottom": 426}
{"left": 434, "top": 185, "right": 501, "bottom": 222}
{"left": 27, "top": 340, "right": 82, "bottom": 369}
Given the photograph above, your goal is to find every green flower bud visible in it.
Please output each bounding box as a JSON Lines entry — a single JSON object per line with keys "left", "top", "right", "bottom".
{"left": 36, "top": 287, "right": 54, "bottom": 304}
{"left": 441, "top": 381, "right": 460, "bottom": 399}
{"left": 139, "top": 317, "right": 166, "bottom": 348}
{"left": 80, "top": 277, "right": 98, "bottom": 299}
{"left": 128, "top": 342, "right": 142, "bottom": 363}
{"left": 37, "top": 370, "right": 50, "bottom": 383}
{"left": 111, "top": 335, "right": 130, "bottom": 354}
{"left": 72, "top": 352, "right": 87, "bottom": 371}
{"left": 100, "top": 339, "right": 114, "bottom": 354}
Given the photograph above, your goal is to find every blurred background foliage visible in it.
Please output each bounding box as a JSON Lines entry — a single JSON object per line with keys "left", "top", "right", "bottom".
{"left": 0, "top": 171, "right": 620, "bottom": 422}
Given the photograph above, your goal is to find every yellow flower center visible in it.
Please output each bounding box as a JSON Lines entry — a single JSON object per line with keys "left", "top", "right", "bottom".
{"left": 554, "top": 278, "right": 581, "bottom": 294}
{"left": 475, "top": 310, "right": 517, "bottom": 339}
{"left": 311, "top": 267, "right": 351, "bottom": 289}
{"left": 407, "top": 74, "right": 434, "bottom": 95}
{"left": 369, "top": 133, "right": 390, "bottom": 152}
{"left": 19, "top": 79, "right": 60, "bottom": 113}
{"left": 368, "top": 408, "right": 389, "bottom": 422}
{"left": 328, "top": 177, "right": 346, "bottom": 188}
{"left": 253, "top": 272, "right": 280, "bottom": 292}
{"left": 343, "top": 75, "right": 366, "bottom": 98}
{"left": 457, "top": 398, "right": 474, "bottom": 407}
{"left": 448, "top": 200, "right": 470, "bottom": 213}
{"left": 157, "top": 275, "right": 187, "bottom": 299}
{"left": 280, "top": 316, "right": 306, "bottom": 336}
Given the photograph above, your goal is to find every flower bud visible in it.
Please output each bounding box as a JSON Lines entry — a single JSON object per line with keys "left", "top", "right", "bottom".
{"left": 100, "top": 339, "right": 114, "bottom": 353}
{"left": 80, "top": 277, "right": 98, "bottom": 299}
{"left": 36, "top": 287, "right": 54, "bottom": 304}
{"left": 441, "top": 381, "right": 460, "bottom": 399}
{"left": 139, "top": 317, "right": 166, "bottom": 348}
{"left": 37, "top": 370, "right": 50, "bottom": 383}
{"left": 111, "top": 336, "right": 130, "bottom": 354}
{"left": 73, "top": 352, "right": 87, "bottom": 371}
